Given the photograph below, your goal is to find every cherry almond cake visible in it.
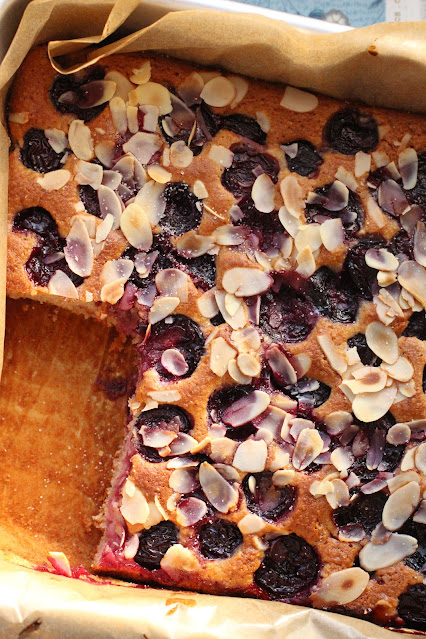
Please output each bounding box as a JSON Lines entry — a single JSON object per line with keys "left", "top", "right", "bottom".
{"left": 6, "top": 45, "right": 426, "bottom": 631}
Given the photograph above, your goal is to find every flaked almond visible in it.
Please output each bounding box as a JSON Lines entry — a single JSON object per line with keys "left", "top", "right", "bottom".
{"left": 413, "top": 500, "right": 426, "bottom": 525}
{"left": 123, "top": 132, "right": 162, "bottom": 165}
{"left": 237, "top": 353, "right": 261, "bottom": 377}
{"left": 272, "top": 469, "right": 295, "bottom": 487}
{"left": 255, "top": 111, "right": 270, "bottom": 133}
{"left": 222, "top": 267, "right": 272, "bottom": 297}
{"left": 335, "top": 166, "right": 358, "bottom": 192}
{"left": 295, "top": 224, "right": 322, "bottom": 252}
{"left": 359, "top": 533, "right": 417, "bottom": 571}
{"left": 120, "top": 202, "right": 152, "bottom": 250}
{"left": 226, "top": 294, "right": 243, "bottom": 318}
{"left": 398, "top": 260, "right": 426, "bottom": 308}
{"left": 208, "top": 144, "right": 234, "bottom": 168}
{"left": 210, "top": 438, "right": 238, "bottom": 464}
{"left": 215, "top": 290, "right": 248, "bottom": 330}
{"left": 414, "top": 221, "right": 426, "bottom": 268}
{"left": 36, "top": 169, "right": 71, "bottom": 191}
{"left": 47, "top": 551, "right": 72, "bottom": 578}
{"left": 265, "top": 346, "right": 297, "bottom": 385}
{"left": 365, "top": 248, "right": 398, "bottom": 272}
{"left": 372, "top": 151, "right": 390, "bottom": 168}
{"left": 193, "top": 179, "right": 209, "bottom": 199}
{"left": 381, "top": 357, "right": 413, "bottom": 382}
{"left": 330, "top": 447, "right": 354, "bottom": 472}
{"left": 398, "top": 147, "right": 418, "bottom": 190}
{"left": 147, "top": 164, "right": 171, "bottom": 183}
{"left": 134, "top": 180, "right": 166, "bottom": 227}
{"left": 170, "top": 140, "right": 193, "bottom": 168}
{"left": 280, "top": 85, "right": 318, "bottom": 112}
{"left": 160, "top": 544, "right": 199, "bottom": 576}
{"left": 100, "top": 258, "right": 134, "bottom": 304}
{"left": 365, "top": 193, "right": 387, "bottom": 229}
{"left": 386, "top": 423, "right": 411, "bottom": 445}
{"left": 178, "top": 72, "right": 204, "bottom": 106}
{"left": 251, "top": 174, "right": 275, "bottom": 213}
{"left": 223, "top": 390, "right": 270, "bottom": 427}
{"left": 228, "top": 359, "right": 252, "bottom": 385}
{"left": 210, "top": 337, "right": 237, "bottom": 377}
{"left": 325, "top": 411, "right": 352, "bottom": 436}
{"left": 168, "top": 433, "right": 198, "bottom": 456}
{"left": 97, "top": 184, "right": 122, "bottom": 229}
{"left": 120, "top": 479, "right": 149, "bottom": 530}
{"left": 155, "top": 269, "right": 188, "bottom": 302}
{"left": 231, "top": 326, "right": 261, "bottom": 353}
{"left": 326, "top": 478, "right": 350, "bottom": 509}
{"left": 175, "top": 230, "right": 214, "bottom": 258}
{"left": 161, "top": 349, "right": 189, "bottom": 377}
{"left": 212, "top": 224, "right": 246, "bottom": 246}
{"left": 378, "top": 179, "right": 410, "bottom": 217}
{"left": 149, "top": 296, "right": 180, "bottom": 324}
{"left": 292, "top": 428, "right": 323, "bottom": 471}
{"left": 229, "top": 75, "right": 249, "bottom": 108}
{"left": 64, "top": 217, "right": 94, "bottom": 277}
{"left": 95, "top": 140, "right": 116, "bottom": 168}
{"left": 9, "top": 111, "right": 29, "bottom": 124}
{"left": 387, "top": 471, "right": 420, "bottom": 494}
{"left": 344, "top": 368, "right": 387, "bottom": 394}
{"left": 75, "top": 160, "right": 103, "bottom": 189}
{"left": 148, "top": 390, "right": 181, "bottom": 403}
{"left": 48, "top": 270, "right": 79, "bottom": 299}
{"left": 320, "top": 218, "right": 344, "bottom": 252}
{"left": 315, "top": 568, "right": 369, "bottom": 605}
{"left": 200, "top": 76, "right": 235, "bottom": 107}
{"left": 365, "top": 321, "right": 398, "bottom": 364}
{"left": 130, "top": 82, "right": 172, "bottom": 115}
{"left": 199, "top": 461, "right": 238, "bottom": 513}
{"left": 169, "top": 468, "right": 198, "bottom": 494}
{"left": 318, "top": 334, "right": 347, "bottom": 376}
{"left": 105, "top": 70, "right": 134, "bottom": 102}
{"left": 352, "top": 385, "right": 397, "bottom": 423}
{"left": 278, "top": 206, "right": 301, "bottom": 237}
{"left": 45, "top": 128, "right": 67, "bottom": 153}
{"left": 382, "top": 481, "right": 420, "bottom": 531}
{"left": 197, "top": 288, "right": 219, "bottom": 319}
{"left": 354, "top": 151, "right": 371, "bottom": 177}
{"left": 415, "top": 443, "right": 426, "bottom": 474}
{"left": 238, "top": 513, "right": 265, "bottom": 535}
{"left": 130, "top": 61, "right": 151, "bottom": 84}
{"left": 233, "top": 439, "right": 267, "bottom": 472}
{"left": 377, "top": 270, "right": 397, "bottom": 287}
{"left": 176, "top": 497, "right": 207, "bottom": 527}
{"left": 95, "top": 213, "right": 114, "bottom": 243}
{"left": 296, "top": 246, "right": 316, "bottom": 278}
{"left": 68, "top": 119, "right": 93, "bottom": 160}
{"left": 280, "top": 175, "right": 305, "bottom": 218}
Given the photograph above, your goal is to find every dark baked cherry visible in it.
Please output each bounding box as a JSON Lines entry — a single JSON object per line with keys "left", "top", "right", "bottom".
{"left": 403, "top": 311, "right": 426, "bottom": 341}
{"left": 134, "top": 521, "right": 178, "bottom": 569}
{"left": 423, "top": 366, "right": 426, "bottom": 394}
{"left": 389, "top": 230, "right": 413, "bottom": 260}
{"left": 161, "top": 182, "right": 202, "bottom": 235}
{"left": 284, "top": 377, "right": 331, "bottom": 409}
{"left": 243, "top": 471, "right": 297, "bottom": 522}
{"left": 198, "top": 519, "right": 243, "bottom": 559}
{"left": 177, "top": 253, "right": 216, "bottom": 291}
{"left": 282, "top": 139, "right": 323, "bottom": 178}
{"left": 309, "top": 267, "right": 359, "bottom": 323}
{"left": 254, "top": 534, "right": 319, "bottom": 598}
{"left": 324, "top": 108, "right": 379, "bottom": 155}
{"left": 210, "top": 312, "right": 225, "bottom": 326}
{"left": 50, "top": 66, "right": 108, "bottom": 122}
{"left": 259, "top": 285, "right": 318, "bottom": 343}
{"left": 78, "top": 185, "right": 101, "bottom": 218}
{"left": 347, "top": 333, "right": 381, "bottom": 366}
{"left": 399, "top": 519, "right": 426, "bottom": 572}
{"left": 12, "top": 207, "right": 83, "bottom": 288}
{"left": 138, "top": 315, "right": 204, "bottom": 380}
{"left": 406, "top": 151, "right": 426, "bottom": 210}
{"left": 333, "top": 491, "right": 387, "bottom": 535}
{"left": 221, "top": 143, "right": 279, "bottom": 199}
{"left": 20, "top": 128, "right": 66, "bottom": 173}
{"left": 305, "top": 184, "right": 364, "bottom": 236}
{"left": 220, "top": 114, "right": 266, "bottom": 145}
{"left": 134, "top": 405, "right": 193, "bottom": 463}
{"left": 398, "top": 584, "right": 426, "bottom": 631}
{"left": 344, "top": 236, "right": 386, "bottom": 300}
{"left": 207, "top": 385, "right": 256, "bottom": 441}
{"left": 122, "top": 241, "right": 174, "bottom": 292}
{"left": 236, "top": 199, "right": 284, "bottom": 253}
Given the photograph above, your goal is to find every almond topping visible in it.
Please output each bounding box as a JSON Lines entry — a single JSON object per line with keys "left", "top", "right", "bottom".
{"left": 315, "top": 568, "right": 369, "bottom": 605}
{"left": 381, "top": 357, "right": 414, "bottom": 382}
{"left": 386, "top": 423, "right": 411, "bottom": 445}
{"left": 398, "top": 260, "right": 426, "bottom": 307}
{"left": 155, "top": 269, "right": 188, "bottom": 302}
{"left": 415, "top": 443, "right": 426, "bottom": 474}
{"left": 237, "top": 353, "right": 261, "bottom": 377}
{"left": 359, "top": 534, "right": 417, "bottom": 571}
{"left": 382, "top": 481, "right": 420, "bottom": 531}
{"left": 365, "top": 321, "right": 398, "bottom": 364}
{"left": 97, "top": 185, "right": 122, "bottom": 229}
{"left": 68, "top": 119, "right": 94, "bottom": 160}
{"left": 352, "top": 385, "right": 397, "bottom": 423}
{"left": 208, "top": 144, "right": 234, "bottom": 168}
{"left": 413, "top": 500, "right": 426, "bottom": 525}
{"left": 318, "top": 334, "right": 347, "bottom": 376}
{"left": 325, "top": 411, "right": 352, "bottom": 436}
{"left": 193, "top": 180, "right": 209, "bottom": 199}
{"left": 231, "top": 326, "right": 261, "bottom": 352}
{"left": 414, "top": 221, "right": 426, "bottom": 268}
{"left": 120, "top": 202, "right": 152, "bottom": 250}
{"left": 320, "top": 218, "right": 344, "bottom": 252}
{"left": 212, "top": 224, "right": 246, "bottom": 246}
{"left": 170, "top": 140, "right": 193, "bottom": 168}
{"left": 175, "top": 230, "right": 214, "bottom": 258}
{"left": 280, "top": 86, "right": 318, "bottom": 112}
{"left": 95, "top": 140, "right": 116, "bottom": 168}
{"left": 36, "top": 169, "right": 71, "bottom": 191}
{"left": 105, "top": 70, "right": 134, "bottom": 102}
{"left": 130, "top": 82, "right": 172, "bottom": 115}
{"left": 344, "top": 368, "right": 387, "bottom": 394}
{"left": 120, "top": 479, "right": 149, "bottom": 531}
{"left": 251, "top": 174, "right": 275, "bottom": 214}
{"left": 176, "top": 497, "right": 207, "bottom": 527}
{"left": 265, "top": 346, "right": 297, "bottom": 385}
{"left": 280, "top": 175, "right": 305, "bottom": 218}
{"left": 272, "top": 469, "right": 295, "bottom": 486}
{"left": 233, "top": 439, "right": 268, "bottom": 472}
{"left": 197, "top": 288, "right": 219, "bottom": 319}
{"left": 123, "top": 132, "right": 162, "bottom": 165}
{"left": 100, "top": 258, "right": 133, "bottom": 304}
{"left": 292, "top": 428, "right": 323, "bottom": 471}
{"left": 75, "top": 160, "right": 103, "bottom": 189}
{"left": 229, "top": 76, "right": 249, "bottom": 108}
{"left": 9, "top": 112, "right": 29, "bottom": 124}
{"left": 365, "top": 248, "right": 398, "bottom": 272}
{"left": 307, "top": 180, "right": 348, "bottom": 212}
{"left": 378, "top": 179, "right": 410, "bottom": 217}
{"left": 149, "top": 296, "right": 180, "bottom": 324}
{"left": 278, "top": 206, "right": 301, "bottom": 237}
{"left": 326, "top": 478, "right": 350, "bottom": 509}
{"left": 169, "top": 468, "right": 198, "bottom": 494}
{"left": 161, "top": 349, "right": 189, "bottom": 377}
{"left": 45, "top": 128, "right": 67, "bottom": 153}
{"left": 354, "top": 151, "right": 371, "bottom": 177}
{"left": 210, "top": 337, "right": 237, "bottom": 377}
{"left": 200, "top": 76, "right": 236, "bottom": 107}
{"left": 147, "top": 164, "right": 171, "bottom": 183}
{"left": 238, "top": 513, "right": 265, "bottom": 535}
{"left": 228, "top": 359, "right": 252, "bottom": 385}
{"left": 134, "top": 181, "right": 166, "bottom": 227}
{"left": 64, "top": 217, "right": 94, "bottom": 277}
{"left": 48, "top": 270, "right": 79, "bottom": 299}
{"left": 130, "top": 61, "right": 151, "bottom": 84}
{"left": 222, "top": 390, "right": 270, "bottom": 427}
{"left": 148, "top": 390, "right": 181, "bottom": 403}
{"left": 222, "top": 267, "right": 272, "bottom": 297}
{"left": 398, "top": 147, "right": 418, "bottom": 190}
{"left": 199, "top": 461, "right": 238, "bottom": 513}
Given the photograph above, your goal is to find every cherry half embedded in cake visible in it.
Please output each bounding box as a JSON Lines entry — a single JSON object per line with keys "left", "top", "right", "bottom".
{"left": 6, "top": 46, "right": 426, "bottom": 632}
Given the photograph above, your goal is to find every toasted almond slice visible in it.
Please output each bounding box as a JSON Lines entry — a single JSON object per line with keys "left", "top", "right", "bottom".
{"left": 352, "top": 385, "right": 397, "bottom": 422}
{"left": 176, "top": 497, "right": 207, "bottom": 527}
{"left": 170, "top": 140, "right": 193, "bottom": 168}
{"left": 344, "top": 367, "right": 387, "bottom": 394}
{"left": 48, "top": 270, "right": 79, "bottom": 299}
{"left": 197, "top": 288, "right": 219, "bottom": 319}
{"left": 377, "top": 270, "right": 397, "bottom": 287}
{"left": 315, "top": 568, "right": 369, "bottom": 605}
{"left": 149, "top": 296, "right": 180, "bottom": 324}
{"left": 212, "top": 224, "right": 246, "bottom": 246}
{"left": 398, "top": 148, "right": 418, "bottom": 190}
{"left": 75, "top": 160, "right": 103, "bottom": 189}
{"left": 9, "top": 111, "right": 29, "bottom": 124}
{"left": 398, "top": 260, "right": 426, "bottom": 308}
{"left": 178, "top": 72, "right": 204, "bottom": 105}
{"left": 324, "top": 411, "right": 352, "bottom": 435}
{"left": 64, "top": 217, "right": 94, "bottom": 277}
{"left": 231, "top": 326, "right": 261, "bottom": 352}
{"left": 175, "top": 230, "right": 214, "bottom": 258}
{"left": 382, "top": 481, "right": 420, "bottom": 531}
{"left": 95, "top": 140, "right": 116, "bottom": 168}
{"left": 413, "top": 500, "right": 426, "bottom": 524}
{"left": 168, "top": 433, "right": 198, "bottom": 456}
{"left": 280, "top": 175, "right": 305, "bottom": 218}
{"left": 200, "top": 76, "right": 236, "bottom": 107}
{"left": 222, "top": 267, "right": 272, "bottom": 297}
{"left": 381, "top": 357, "right": 414, "bottom": 382}
{"left": 330, "top": 447, "right": 354, "bottom": 472}
{"left": 229, "top": 75, "right": 249, "bottom": 108}
{"left": 36, "top": 169, "right": 71, "bottom": 191}
{"left": 105, "top": 70, "right": 134, "bottom": 102}
{"left": 365, "top": 248, "right": 398, "bottom": 272}
{"left": 237, "top": 353, "right": 261, "bottom": 377}
{"left": 378, "top": 179, "right": 410, "bottom": 217}
{"left": 199, "top": 461, "right": 238, "bottom": 513}
{"left": 130, "top": 61, "right": 151, "bottom": 84}
{"left": 169, "top": 468, "right": 198, "bottom": 494}
{"left": 415, "top": 442, "right": 426, "bottom": 474}
{"left": 386, "top": 423, "right": 411, "bottom": 445}
{"left": 123, "top": 131, "right": 162, "bottom": 165}
{"left": 264, "top": 346, "right": 296, "bottom": 386}
{"left": 256, "top": 111, "right": 270, "bottom": 133}
{"left": 161, "top": 349, "right": 189, "bottom": 377}
{"left": 354, "top": 151, "right": 371, "bottom": 177}
{"left": 120, "top": 479, "right": 149, "bottom": 530}
{"left": 252, "top": 174, "right": 275, "bottom": 213}
{"left": 134, "top": 181, "right": 166, "bottom": 227}
{"left": 95, "top": 213, "right": 114, "bottom": 244}
{"left": 414, "top": 221, "right": 426, "bottom": 268}
{"left": 237, "top": 513, "right": 265, "bottom": 535}
{"left": 223, "top": 390, "right": 270, "bottom": 427}
{"left": 120, "top": 202, "right": 152, "bottom": 250}
{"left": 326, "top": 478, "right": 350, "bottom": 509}
{"left": 130, "top": 82, "right": 172, "bottom": 115}
{"left": 193, "top": 180, "right": 208, "bottom": 199}
{"left": 208, "top": 144, "right": 234, "bottom": 168}
{"left": 68, "top": 119, "right": 93, "bottom": 161}
{"left": 295, "top": 224, "right": 322, "bottom": 252}
{"left": 320, "top": 218, "right": 344, "bottom": 252}
{"left": 365, "top": 321, "right": 398, "bottom": 364}
{"left": 318, "top": 334, "right": 347, "bottom": 376}
{"left": 365, "top": 193, "right": 387, "bottom": 229}
{"left": 233, "top": 439, "right": 267, "bottom": 472}
{"left": 210, "top": 337, "right": 237, "bottom": 377}
{"left": 109, "top": 96, "right": 128, "bottom": 135}
{"left": 97, "top": 185, "right": 123, "bottom": 230}
{"left": 161, "top": 544, "right": 199, "bottom": 576}
{"left": 335, "top": 166, "right": 358, "bottom": 192}
{"left": 280, "top": 86, "right": 318, "bottom": 112}
{"left": 147, "top": 164, "right": 171, "bottom": 183}
{"left": 148, "top": 390, "right": 181, "bottom": 403}
{"left": 372, "top": 150, "right": 390, "bottom": 168}
{"left": 155, "top": 269, "right": 188, "bottom": 302}
{"left": 292, "top": 428, "right": 323, "bottom": 471}
{"left": 45, "top": 128, "right": 67, "bottom": 153}
{"left": 228, "top": 358, "right": 252, "bottom": 384}
{"left": 272, "top": 469, "right": 295, "bottom": 486}
{"left": 359, "top": 534, "right": 417, "bottom": 571}
{"left": 278, "top": 206, "right": 301, "bottom": 237}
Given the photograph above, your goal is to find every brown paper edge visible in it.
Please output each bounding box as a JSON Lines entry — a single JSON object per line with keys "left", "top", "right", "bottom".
{"left": 0, "top": 1, "right": 425, "bottom": 637}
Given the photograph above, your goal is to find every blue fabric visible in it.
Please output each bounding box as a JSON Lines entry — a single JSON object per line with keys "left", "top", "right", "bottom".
{"left": 235, "top": 0, "right": 386, "bottom": 27}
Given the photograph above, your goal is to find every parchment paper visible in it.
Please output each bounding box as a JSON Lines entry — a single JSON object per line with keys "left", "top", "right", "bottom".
{"left": 0, "top": 1, "right": 425, "bottom": 637}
